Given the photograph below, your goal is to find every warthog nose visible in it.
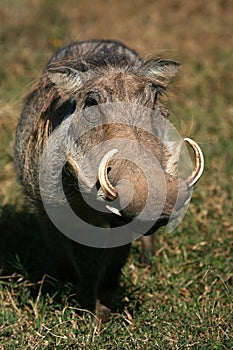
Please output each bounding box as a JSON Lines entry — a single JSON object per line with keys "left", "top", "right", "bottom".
{"left": 97, "top": 149, "right": 149, "bottom": 220}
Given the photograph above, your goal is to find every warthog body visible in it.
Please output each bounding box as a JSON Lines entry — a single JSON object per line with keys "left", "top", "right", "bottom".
{"left": 15, "top": 39, "right": 203, "bottom": 322}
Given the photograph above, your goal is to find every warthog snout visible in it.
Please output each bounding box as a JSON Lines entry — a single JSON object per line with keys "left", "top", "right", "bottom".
{"left": 98, "top": 136, "right": 203, "bottom": 221}
{"left": 66, "top": 137, "right": 203, "bottom": 227}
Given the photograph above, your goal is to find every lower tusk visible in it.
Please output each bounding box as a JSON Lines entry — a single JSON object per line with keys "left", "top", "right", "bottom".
{"left": 106, "top": 205, "right": 122, "bottom": 216}
{"left": 184, "top": 137, "right": 204, "bottom": 187}
{"left": 98, "top": 149, "right": 118, "bottom": 200}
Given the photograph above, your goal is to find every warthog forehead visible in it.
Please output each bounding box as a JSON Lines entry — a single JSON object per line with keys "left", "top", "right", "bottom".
{"left": 80, "top": 71, "right": 154, "bottom": 105}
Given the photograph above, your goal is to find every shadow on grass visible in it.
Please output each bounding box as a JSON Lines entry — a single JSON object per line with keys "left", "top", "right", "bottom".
{"left": 0, "top": 204, "right": 76, "bottom": 300}
{"left": 0, "top": 204, "right": 44, "bottom": 277}
{"left": 0, "top": 204, "right": 135, "bottom": 315}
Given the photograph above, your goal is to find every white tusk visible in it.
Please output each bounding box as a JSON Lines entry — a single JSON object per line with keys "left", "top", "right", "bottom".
{"left": 184, "top": 137, "right": 204, "bottom": 187}
{"left": 98, "top": 149, "right": 118, "bottom": 200}
{"left": 106, "top": 205, "right": 122, "bottom": 216}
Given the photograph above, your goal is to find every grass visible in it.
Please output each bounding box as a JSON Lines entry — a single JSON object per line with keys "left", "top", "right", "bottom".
{"left": 0, "top": 0, "right": 233, "bottom": 348}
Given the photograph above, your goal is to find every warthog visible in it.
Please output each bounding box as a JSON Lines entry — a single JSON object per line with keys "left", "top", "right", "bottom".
{"left": 15, "top": 39, "right": 204, "bottom": 322}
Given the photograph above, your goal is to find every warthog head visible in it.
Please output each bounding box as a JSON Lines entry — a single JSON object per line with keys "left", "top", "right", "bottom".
{"left": 42, "top": 55, "right": 203, "bottom": 241}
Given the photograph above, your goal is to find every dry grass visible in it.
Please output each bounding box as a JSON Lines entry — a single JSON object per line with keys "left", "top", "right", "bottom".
{"left": 0, "top": 0, "right": 233, "bottom": 348}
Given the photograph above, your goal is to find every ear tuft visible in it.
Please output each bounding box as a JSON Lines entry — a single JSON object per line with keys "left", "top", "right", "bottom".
{"left": 47, "top": 66, "right": 83, "bottom": 97}
{"left": 144, "top": 59, "right": 180, "bottom": 88}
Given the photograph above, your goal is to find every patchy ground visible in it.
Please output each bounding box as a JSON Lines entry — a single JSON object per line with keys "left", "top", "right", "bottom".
{"left": 0, "top": 0, "right": 232, "bottom": 348}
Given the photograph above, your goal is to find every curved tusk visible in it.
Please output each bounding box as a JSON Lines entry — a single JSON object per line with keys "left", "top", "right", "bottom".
{"left": 184, "top": 137, "right": 204, "bottom": 187}
{"left": 98, "top": 149, "right": 118, "bottom": 200}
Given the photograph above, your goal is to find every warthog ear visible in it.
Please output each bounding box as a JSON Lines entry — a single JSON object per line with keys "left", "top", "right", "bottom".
{"left": 47, "top": 66, "right": 84, "bottom": 97}
{"left": 144, "top": 59, "right": 180, "bottom": 88}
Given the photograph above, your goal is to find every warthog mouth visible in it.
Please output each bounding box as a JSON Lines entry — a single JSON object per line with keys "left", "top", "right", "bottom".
{"left": 98, "top": 138, "right": 204, "bottom": 216}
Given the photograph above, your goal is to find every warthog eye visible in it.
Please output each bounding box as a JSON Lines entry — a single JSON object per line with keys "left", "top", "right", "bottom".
{"left": 83, "top": 96, "right": 98, "bottom": 108}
